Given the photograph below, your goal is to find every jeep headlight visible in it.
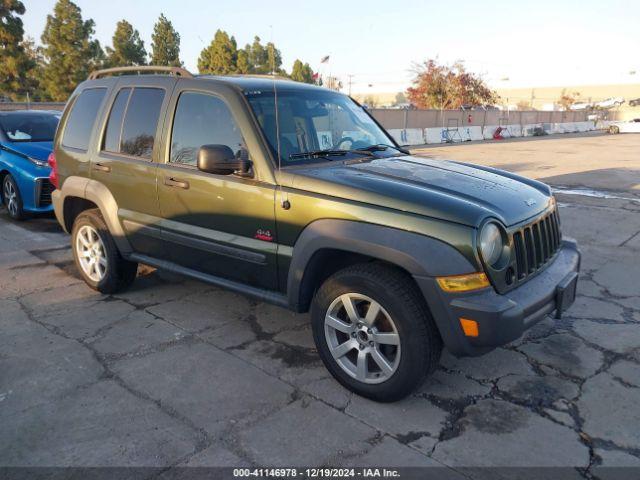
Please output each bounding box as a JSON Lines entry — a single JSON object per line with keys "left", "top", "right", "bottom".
{"left": 479, "top": 222, "right": 504, "bottom": 267}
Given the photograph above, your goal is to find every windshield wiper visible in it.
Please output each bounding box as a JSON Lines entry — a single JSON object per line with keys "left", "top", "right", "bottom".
{"left": 289, "top": 149, "right": 375, "bottom": 160}
{"left": 356, "top": 144, "right": 411, "bottom": 155}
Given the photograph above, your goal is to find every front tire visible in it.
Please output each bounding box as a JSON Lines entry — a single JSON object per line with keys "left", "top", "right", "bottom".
{"left": 311, "top": 263, "right": 442, "bottom": 402}
{"left": 2, "top": 174, "right": 25, "bottom": 220}
{"left": 71, "top": 209, "right": 138, "bottom": 294}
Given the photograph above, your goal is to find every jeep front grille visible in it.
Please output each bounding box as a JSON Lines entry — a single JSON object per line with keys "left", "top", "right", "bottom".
{"left": 512, "top": 208, "right": 562, "bottom": 281}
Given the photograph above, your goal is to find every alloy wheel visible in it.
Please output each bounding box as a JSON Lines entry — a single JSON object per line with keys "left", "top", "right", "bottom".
{"left": 76, "top": 225, "right": 108, "bottom": 282}
{"left": 324, "top": 293, "right": 401, "bottom": 384}
{"left": 3, "top": 178, "right": 18, "bottom": 217}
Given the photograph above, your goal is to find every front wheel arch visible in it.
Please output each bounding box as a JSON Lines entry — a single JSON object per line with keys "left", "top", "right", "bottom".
{"left": 0, "top": 170, "right": 9, "bottom": 201}
{"left": 287, "top": 219, "right": 477, "bottom": 312}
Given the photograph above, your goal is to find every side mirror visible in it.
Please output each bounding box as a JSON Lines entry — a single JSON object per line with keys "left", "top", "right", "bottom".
{"left": 196, "top": 144, "right": 252, "bottom": 176}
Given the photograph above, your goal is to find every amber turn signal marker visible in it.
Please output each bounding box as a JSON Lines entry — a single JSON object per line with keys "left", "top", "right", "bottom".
{"left": 436, "top": 272, "right": 490, "bottom": 292}
{"left": 459, "top": 318, "right": 479, "bottom": 337}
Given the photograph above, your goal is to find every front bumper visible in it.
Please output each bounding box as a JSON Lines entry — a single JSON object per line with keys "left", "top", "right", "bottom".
{"left": 415, "top": 238, "right": 581, "bottom": 357}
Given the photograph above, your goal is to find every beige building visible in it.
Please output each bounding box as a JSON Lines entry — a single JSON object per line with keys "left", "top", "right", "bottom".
{"left": 496, "top": 84, "right": 640, "bottom": 111}
{"left": 354, "top": 83, "right": 640, "bottom": 119}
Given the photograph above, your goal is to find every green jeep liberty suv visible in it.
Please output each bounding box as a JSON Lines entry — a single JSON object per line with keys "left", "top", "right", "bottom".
{"left": 50, "top": 66, "right": 580, "bottom": 402}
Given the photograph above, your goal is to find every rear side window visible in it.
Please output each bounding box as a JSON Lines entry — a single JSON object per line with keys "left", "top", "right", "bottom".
{"left": 101, "top": 87, "right": 164, "bottom": 159}
{"left": 62, "top": 88, "right": 107, "bottom": 150}
{"left": 103, "top": 88, "right": 131, "bottom": 152}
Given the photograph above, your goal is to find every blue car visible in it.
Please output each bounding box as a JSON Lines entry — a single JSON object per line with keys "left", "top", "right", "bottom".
{"left": 0, "top": 110, "right": 60, "bottom": 220}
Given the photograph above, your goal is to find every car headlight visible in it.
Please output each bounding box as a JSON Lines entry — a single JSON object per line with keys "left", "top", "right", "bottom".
{"left": 479, "top": 222, "right": 504, "bottom": 267}
{"left": 27, "top": 156, "right": 48, "bottom": 168}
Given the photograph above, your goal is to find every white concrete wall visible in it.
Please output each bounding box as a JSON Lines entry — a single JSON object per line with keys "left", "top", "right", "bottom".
{"left": 392, "top": 121, "right": 597, "bottom": 146}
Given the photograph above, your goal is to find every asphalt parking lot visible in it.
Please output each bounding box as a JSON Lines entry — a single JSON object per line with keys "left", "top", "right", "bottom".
{"left": 1, "top": 133, "right": 639, "bottom": 476}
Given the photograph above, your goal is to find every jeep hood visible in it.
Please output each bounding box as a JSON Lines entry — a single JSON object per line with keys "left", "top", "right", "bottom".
{"left": 283, "top": 156, "right": 552, "bottom": 227}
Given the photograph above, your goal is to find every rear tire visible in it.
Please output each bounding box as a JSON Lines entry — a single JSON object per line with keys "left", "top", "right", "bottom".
{"left": 2, "top": 174, "right": 25, "bottom": 220}
{"left": 609, "top": 125, "right": 620, "bottom": 134}
{"left": 71, "top": 209, "right": 138, "bottom": 294}
{"left": 311, "top": 262, "right": 442, "bottom": 402}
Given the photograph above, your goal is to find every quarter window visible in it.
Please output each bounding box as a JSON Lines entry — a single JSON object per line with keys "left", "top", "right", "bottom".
{"left": 62, "top": 88, "right": 107, "bottom": 151}
{"left": 170, "top": 92, "right": 248, "bottom": 167}
{"left": 102, "top": 88, "right": 131, "bottom": 153}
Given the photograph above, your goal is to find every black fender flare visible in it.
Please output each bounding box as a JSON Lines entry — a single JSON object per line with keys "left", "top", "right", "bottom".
{"left": 287, "top": 219, "right": 476, "bottom": 311}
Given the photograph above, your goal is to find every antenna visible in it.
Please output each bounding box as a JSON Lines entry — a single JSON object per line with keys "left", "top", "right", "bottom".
{"left": 270, "top": 25, "right": 288, "bottom": 210}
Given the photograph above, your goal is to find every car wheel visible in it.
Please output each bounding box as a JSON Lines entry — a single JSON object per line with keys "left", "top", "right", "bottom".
{"left": 609, "top": 125, "right": 620, "bottom": 134}
{"left": 71, "top": 208, "right": 138, "bottom": 294}
{"left": 2, "top": 174, "right": 25, "bottom": 220}
{"left": 311, "top": 262, "right": 442, "bottom": 402}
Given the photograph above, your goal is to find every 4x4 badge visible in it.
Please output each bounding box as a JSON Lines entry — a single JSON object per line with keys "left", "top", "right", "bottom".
{"left": 254, "top": 229, "right": 274, "bottom": 242}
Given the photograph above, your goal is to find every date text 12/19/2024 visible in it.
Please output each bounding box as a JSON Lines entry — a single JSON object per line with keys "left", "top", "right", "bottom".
{"left": 233, "top": 468, "right": 401, "bottom": 478}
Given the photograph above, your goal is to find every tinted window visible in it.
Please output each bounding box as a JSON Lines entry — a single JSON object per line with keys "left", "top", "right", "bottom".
{"left": 62, "top": 88, "right": 106, "bottom": 150}
{"left": 120, "top": 88, "right": 164, "bottom": 159}
{"left": 103, "top": 88, "right": 131, "bottom": 152}
{"left": 170, "top": 92, "right": 248, "bottom": 166}
{"left": 0, "top": 112, "right": 59, "bottom": 142}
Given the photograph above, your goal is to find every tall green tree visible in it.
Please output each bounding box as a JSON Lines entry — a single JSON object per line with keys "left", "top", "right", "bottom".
{"left": 197, "top": 30, "right": 238, "bottom": 74}
{"left": 242, "top": 36, "right": 284, "bottom": 74}
{"left": 22, "top": 37, "right": 48, "bottom": 100}
{"left": 236, "top": 48, "right": 250, "bottom": 74}
{"left": 245, "top": 36, "right": 266, "bottom": 73}
{"left": 106, "top": 19, "right": 147, "bottom": 67}
{"left": 290, "top": 59, "right": 314, "bottom": 84}
{"left": 150, "top": 14, "right": 181, "bottom": 66}
{"left": 40, "top": 0, "right": 103, "bottom": 101}
{"left": 0, "top": 0, "right": 37, "bottom": 100}
{"left": 265, "top": 42, "right": 283, "bottom": 74}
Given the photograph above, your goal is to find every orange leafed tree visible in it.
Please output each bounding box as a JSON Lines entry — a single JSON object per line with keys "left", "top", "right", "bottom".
{"left": 407, "top": 60, "right": 499, "bottom": 109}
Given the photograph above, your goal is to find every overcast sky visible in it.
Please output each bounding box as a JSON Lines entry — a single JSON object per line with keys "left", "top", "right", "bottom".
{"left": 23, "top": 0, "right": 640, "bottom": 93}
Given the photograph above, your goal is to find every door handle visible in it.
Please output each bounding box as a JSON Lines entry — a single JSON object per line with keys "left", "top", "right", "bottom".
{"left": 164, "top": 176, "right": 190, "bottom": 189}
{"left": 93, "top": 163, "right": 111, "bottom": 173}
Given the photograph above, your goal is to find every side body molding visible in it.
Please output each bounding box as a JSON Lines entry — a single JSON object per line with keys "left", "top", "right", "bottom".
{"left": 55, "top": 176, "right": 132, "bottom": 254}
{"left": 287, "top": 219, "right": 476, "bottom": 311}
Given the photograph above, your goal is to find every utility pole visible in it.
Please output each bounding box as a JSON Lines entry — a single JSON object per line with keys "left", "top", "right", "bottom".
{"left": 347, "top": 74, "right": 354, "bottom": 96}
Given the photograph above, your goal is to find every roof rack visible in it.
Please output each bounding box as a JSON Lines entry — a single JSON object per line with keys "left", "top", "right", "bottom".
{"left": 234, "top": 74, "right": 291, "bottom": 80}
{"left": 88, "top": 66, "right": 193, "bottom": 80}
{"left": 200, "top": 73, "right": 292, "bottom": 82}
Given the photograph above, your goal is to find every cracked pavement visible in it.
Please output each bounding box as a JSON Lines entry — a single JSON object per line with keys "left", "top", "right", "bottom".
{"left": 0, "top": 134, "right": 639, "bottom": 476}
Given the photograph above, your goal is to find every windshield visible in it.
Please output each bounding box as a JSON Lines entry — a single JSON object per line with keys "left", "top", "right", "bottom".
{"left": 245, "top": 89, "right": 395, "bottom": 166}
{"left": 0, "top": 112, "right": 59, "bottom": 142}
